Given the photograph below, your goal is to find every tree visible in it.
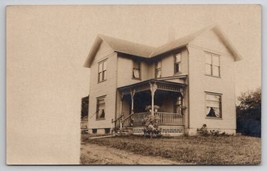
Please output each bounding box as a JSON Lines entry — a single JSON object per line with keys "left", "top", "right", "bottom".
{"left": 236, "top": 88, "right": 261, "bottom": 137}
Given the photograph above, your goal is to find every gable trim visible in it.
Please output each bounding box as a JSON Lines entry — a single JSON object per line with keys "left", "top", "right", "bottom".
{"left": 84, "top": 25, "right": 242, "bottom": 68}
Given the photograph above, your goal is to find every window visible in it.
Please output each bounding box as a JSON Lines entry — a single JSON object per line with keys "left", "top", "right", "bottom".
{"left": 92, "top": 129, "right": 97, "bottom": 134}
{"left": 155, "top": 61, "right": 162, "bottom": 78}
{"left": 132, "top": 61, "right": 141, "bottom": 79}
{"left": 96, "top": 96, "right": 105, "bottom": 120}
{"left": 105, "top": 128, "right": 111, "bottom": 134}
{"left": 174, "top": 53, "right": 181, "bottom": 74}
{"left": 206, "top": 93, "right": 222, "bottom": 118}
{"left": 98, "top": 59, "right": 107, "bottom": 83}
{"left": 205, "top": 52, "right": 220, "bottom": 77}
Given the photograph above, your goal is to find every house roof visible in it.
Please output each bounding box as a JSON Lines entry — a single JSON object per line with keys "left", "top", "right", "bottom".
{"left": 117, "top": 79, "right": 187, "bottom": 94}
{"left": 98, "top": 34, "right": 156, "bottom": 58}
{"left": 84, "top": 25, "right": 242, "bottom": 68}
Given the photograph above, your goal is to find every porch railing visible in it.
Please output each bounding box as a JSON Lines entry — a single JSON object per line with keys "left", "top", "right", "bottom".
{"left": 156, "top": 112, "right": 183, "bottom": 126}
{"left": 131, "top": 112, "right": 150, "bottom": 126}
{"left": 129, "top": 112, "right": 183, "bottom": 127}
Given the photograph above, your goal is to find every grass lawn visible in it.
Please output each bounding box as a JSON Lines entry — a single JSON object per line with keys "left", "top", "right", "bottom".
{"left": 87, "top": 135, "right": 261, "bottom": 165}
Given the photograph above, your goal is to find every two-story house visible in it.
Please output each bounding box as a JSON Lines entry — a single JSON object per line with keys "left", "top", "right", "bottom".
{"left": 84, "top": 25, "right": 241, "bottom": 136}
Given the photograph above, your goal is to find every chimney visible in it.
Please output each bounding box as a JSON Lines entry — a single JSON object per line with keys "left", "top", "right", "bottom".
{"left": 168, "top": 26, "right": 176, "bottom": 42}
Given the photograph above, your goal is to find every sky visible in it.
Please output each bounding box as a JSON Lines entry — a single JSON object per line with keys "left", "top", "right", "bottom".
{"left": 6, "top": 5, "right": 261, "bottom": 164}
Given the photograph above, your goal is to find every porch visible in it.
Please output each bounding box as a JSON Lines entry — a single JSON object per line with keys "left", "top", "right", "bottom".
{"left": 125, "top": 112, "right": 183, "bottom": 127}
{"left": 116, "top": 79, "right": 187, "bottom": 129}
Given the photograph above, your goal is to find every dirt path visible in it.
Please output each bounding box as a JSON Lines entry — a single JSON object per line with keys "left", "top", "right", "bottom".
{"left": 80, "top": 143, "right": 177, "bottom": 165}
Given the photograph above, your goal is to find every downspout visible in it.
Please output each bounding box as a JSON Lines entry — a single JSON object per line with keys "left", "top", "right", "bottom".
{"left": 115, "top": 52, "right": 118, "bottom": 130}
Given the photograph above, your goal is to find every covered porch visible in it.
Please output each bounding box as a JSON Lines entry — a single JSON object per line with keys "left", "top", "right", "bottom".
{"left": 116, "top": 79, "right": 187, "bottom": 128}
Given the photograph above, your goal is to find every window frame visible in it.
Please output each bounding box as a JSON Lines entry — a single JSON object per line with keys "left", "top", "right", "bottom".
{"left": 105, "top": 128, "right": 111, "bottom": 134}
{"left": 205, "top": 92, "right": 222, "bottom": 119}
{"left": 98, "top": 59, "right": 107, "bottom": 83}
{"left": 132, "top": 60, "right": 141, "bottom": 80}
{"left": 96, "top": 96, "right": 106, "bottom": 120}
{"left": 155, "top": 60, "right": 162, "bottom": 78}
{"left": 174, "top": 53, "right": 182, "bottom": 74}
{"left": 92, "top": 129, "right": 97, "bottom": 134}
{"left": 205, "top": 51, "right": 221, "bottom": 78}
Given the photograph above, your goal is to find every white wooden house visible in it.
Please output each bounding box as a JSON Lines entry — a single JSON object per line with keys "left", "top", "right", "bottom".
{"left": 84, "top": 25, "right": 241, "bottom": 136}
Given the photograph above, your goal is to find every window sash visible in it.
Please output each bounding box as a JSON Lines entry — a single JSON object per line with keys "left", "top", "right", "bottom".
{"left": 212, "top": 66, "right": 220, "bottom": 77}
{"left": 174, "top": 54, "right": 181, "bottom": 73}
{"left": 205, "top": 53, "right": 212, "bottom": 64}
{"left": 133, "top": 61, "right": 140, "bottom": 69}
{"left": 205, "top": 64, "right": 212, "bottom": 75}
{"left": 133, "top": 61, "right": 141, "bottom": 79}
{"left": 206, "top": 94, "right": 220, "bottom": 101}
{"left": 212, "top": 54, "right": 220, "bottom": 66}
{"left": 96, "top": 98, "right": 105, "bottom": 119}
{"left": 175, "top": 63, "right": 180, "bottom": 73}
{"left": 155, "top": 61, "right": 162, "bottom": 78}
{"left": 133, "top": 69, "right": 140, "bottom": 78}
{"left": 205, "top": 52, "right": 220, "bottom": 77}
{"left": 206, "top": 93, "right": 221, "bottom": 118}
{"left": 98, "top": 60, "right": 107, "bottom": 82}
{"left": 156, "top": 61, "right": 162, "bottom": 69}
{"left": 175, "top": 53, "right": 181, "bottom": 63}
{"left": 206, "top": 106, "right": 221, "bottom": 117}
{"left": 156, "top": 69, "right": 161, "bottom": 78}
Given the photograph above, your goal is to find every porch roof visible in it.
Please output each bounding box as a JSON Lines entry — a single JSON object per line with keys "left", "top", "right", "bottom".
{"left": 117, "top": 78, "right": 187, "bottom": 95}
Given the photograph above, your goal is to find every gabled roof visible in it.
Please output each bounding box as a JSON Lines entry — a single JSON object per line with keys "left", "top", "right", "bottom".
{"left": 98, "top": 34, "right": 156, "bottom": 58}
{"left": 84, "top": 25, "right": 242, "bottom": 68}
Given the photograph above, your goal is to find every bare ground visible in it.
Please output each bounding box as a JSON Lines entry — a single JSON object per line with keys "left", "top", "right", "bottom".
{"left": 80, "top": 143, "right": 179, "bottom": 165}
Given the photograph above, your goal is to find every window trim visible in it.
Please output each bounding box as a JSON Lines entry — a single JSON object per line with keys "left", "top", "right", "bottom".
{"left": 98, "top": 59, "right": 107, "bottom": 83}
{"left": 132, "top": 60, "right": 141, "bottom": 80}
{"left": 96, "top": 95, "right": 106, "bottom": 120}
{"left": 155, "top": 60, "right": 162, "bottom": 78}
{"left": 204, "top": 91, "right": 222, "bottom": 119}
{"left": 204, "top": 51, "right": 221, "bottom": 78}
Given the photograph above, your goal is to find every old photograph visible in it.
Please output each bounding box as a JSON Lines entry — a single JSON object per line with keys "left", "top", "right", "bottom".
{"left": 6, "top": 5, "right": 261, "bottom": 165}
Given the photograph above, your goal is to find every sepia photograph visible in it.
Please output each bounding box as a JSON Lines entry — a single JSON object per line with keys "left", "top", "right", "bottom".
{"left": 6, "top": 5, "right": 261, "bottom": 165}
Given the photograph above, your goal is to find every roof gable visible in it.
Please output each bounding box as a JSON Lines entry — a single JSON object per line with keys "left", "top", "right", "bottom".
{"left": 212, "top": 26, "right": 242, "bottom": 61}
{"left": 84, "top": 25, "right": 242, "bottom": 68}
{"left": 99, "top": 34, "right": 155, "bottom": 58}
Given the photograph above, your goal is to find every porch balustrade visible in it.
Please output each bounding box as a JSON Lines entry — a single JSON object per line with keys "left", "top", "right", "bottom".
{"left": 129, "top": 112, "right": 183, "bottom": 127}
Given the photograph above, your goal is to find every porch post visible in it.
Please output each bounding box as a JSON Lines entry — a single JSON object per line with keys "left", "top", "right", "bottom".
{"left": 119, "top": 93, "right": 124, "bottom": 129}
{"left": 150, "top": 82, "right": 157, "bottom": 116}
{"left": 180, "top": 88, "right": 184, "bottom": 115}
{"left": 130, "top": 89, "right": 136, "bottom": 114}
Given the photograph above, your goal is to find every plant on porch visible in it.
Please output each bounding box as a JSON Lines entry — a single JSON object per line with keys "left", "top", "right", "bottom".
{"left": 143, "top": 114, "right": 162, "bottom": 138}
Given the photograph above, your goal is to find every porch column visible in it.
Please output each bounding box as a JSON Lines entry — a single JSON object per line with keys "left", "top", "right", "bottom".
{"left": 130, "top": 89, "right": 136, "bottom": 114}
{"left": 180, "top": 88, "right": 184, "bottom": 115}
{"left": 120, "top": 93, "right": 124, "bottom": 115}
{"left": 150, "top": 82, "right": 157, "bottom": 116}
{"left": 119, "top": 93, "right": 124, "bottom": 129}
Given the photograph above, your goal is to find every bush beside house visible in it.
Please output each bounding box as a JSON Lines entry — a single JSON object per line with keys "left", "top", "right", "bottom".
{"left": 236, "top": 88, "right": 261, "bottom": 137}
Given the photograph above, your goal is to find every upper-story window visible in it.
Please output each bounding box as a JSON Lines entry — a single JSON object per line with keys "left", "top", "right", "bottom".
{"left": 206, "top": 92, "right": 222, "bottom": 118}
{"left": 174, "top": 53, "right": 181, "bottom": 74}
{"left": 205, "top": 52, "right": 220, "bottom": 77}
{"left": 155, "top": 61, "right": 162, "bottom": 78}
{"left": 98, "top": 59, "right": 107, "bottom": 83}
{"left": 132, "top": 61, "right": 141, "bottom": 79}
